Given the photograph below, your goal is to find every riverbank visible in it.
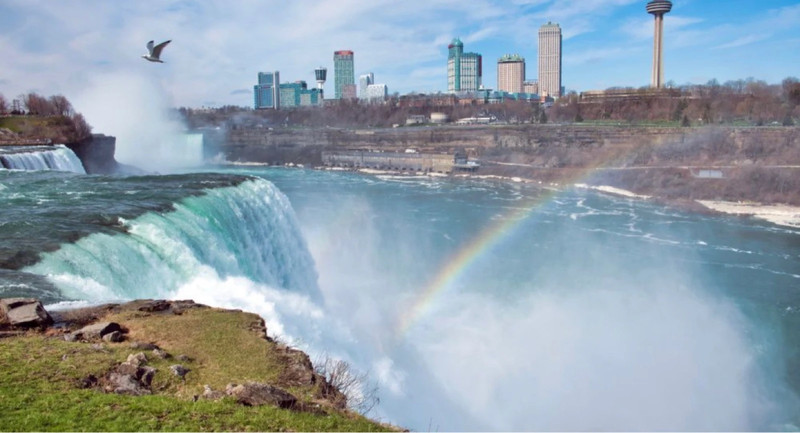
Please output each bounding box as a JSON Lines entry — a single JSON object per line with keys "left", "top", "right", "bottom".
{"left": 696, "top": 200, "right": 800, "bottom": 228}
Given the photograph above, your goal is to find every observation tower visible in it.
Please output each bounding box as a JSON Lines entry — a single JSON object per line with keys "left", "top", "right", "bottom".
{"left": 315, "top": 67, "right": 327, "bottom": 96}
{"left": 647, "top": 0, "right": 672, "bottom": 88}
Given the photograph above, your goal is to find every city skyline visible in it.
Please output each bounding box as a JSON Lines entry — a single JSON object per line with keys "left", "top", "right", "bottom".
{"left": 1, "top": 1, "right": 799, "bottom": 107}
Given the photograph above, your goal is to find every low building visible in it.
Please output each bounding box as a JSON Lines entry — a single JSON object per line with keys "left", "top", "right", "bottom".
{"left": 406, "top": 114, "right": 428, "bottom": 125}
{"left": 430, "top": 112, "right": 448, "bottom": 124}
{"left": 365, "top": 83, "right": 388, "bottom": 102}
{"left": 279, "top": 81, "right": 323, "bottom": 109}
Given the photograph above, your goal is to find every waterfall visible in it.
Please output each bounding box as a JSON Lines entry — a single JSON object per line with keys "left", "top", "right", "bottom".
{"left": 0, "top": 145, "right": 86, "bottom": 174}
{"left": 24, "top": 178, "right": 320, "bottom": 302}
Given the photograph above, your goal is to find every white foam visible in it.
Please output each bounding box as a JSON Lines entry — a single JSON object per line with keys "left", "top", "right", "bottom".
{"left": 575, "top": 183, "right": 652, "bottom": 200}
{"left": 697, "top": 200, "right": 800, "bottom": 229}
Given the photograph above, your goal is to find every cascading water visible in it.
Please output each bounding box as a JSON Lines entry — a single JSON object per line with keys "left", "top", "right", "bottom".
{"left": 24, "top": 178, "right": 320, "bottom": 303}
{"left": 0, "top": 145, "right": 86, "bottom": 174}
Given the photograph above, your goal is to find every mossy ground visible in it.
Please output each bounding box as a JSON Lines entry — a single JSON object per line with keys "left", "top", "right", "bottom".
{"left": 0, "top": 307, "right": 393, "bottom": 431}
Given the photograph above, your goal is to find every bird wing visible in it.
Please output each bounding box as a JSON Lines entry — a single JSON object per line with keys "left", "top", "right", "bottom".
{"left": 152, "top": 40, "right": 171, "bottom": 59}
{"left": 146, "top": 40, "right": 155, "bottom": 54}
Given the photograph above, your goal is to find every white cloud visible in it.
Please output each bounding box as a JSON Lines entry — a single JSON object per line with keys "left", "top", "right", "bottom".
{"left": 714, "top": 34, "right": 772, "bottom": 50}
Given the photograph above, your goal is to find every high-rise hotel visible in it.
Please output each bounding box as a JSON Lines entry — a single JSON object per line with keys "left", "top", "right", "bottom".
{"left": 254, "top": 71, "right": 280, "bottom": 109}
{"left": 447, "top": 38, "right": 482, "bottom": 93}
{"left": 497, "top": 54, "right": 525, "bottom": 94}
{"left": 334, "top": 50, "right": 355, "bottom": 99}
{"left": 538, "top": 22, "right": 562, "bottom": 97}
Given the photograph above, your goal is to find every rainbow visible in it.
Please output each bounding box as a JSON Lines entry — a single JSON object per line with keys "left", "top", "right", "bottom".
{"left": 395, "top": 154, "right": 629, "bottom": 338}
{"left": 395, "top": 185, "right": 559, "bottom": 338}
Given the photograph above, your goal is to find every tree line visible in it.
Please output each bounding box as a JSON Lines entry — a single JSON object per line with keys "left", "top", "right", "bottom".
{"left": 179, "top": 97, "right": 546, "bottom": 130}
{"left": 551, "top": 77, "right": 800, "bottom": 126}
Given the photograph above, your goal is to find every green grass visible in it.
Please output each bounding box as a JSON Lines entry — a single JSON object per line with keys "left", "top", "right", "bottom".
{"left": 0, "top": 116, "right": 63, "bottom": 132}
{"left": 0, "top": 308, "right": 394, "bottom": 431}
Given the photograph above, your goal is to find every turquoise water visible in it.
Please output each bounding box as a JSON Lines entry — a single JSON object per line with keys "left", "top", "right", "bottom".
{"left": 1, "top": 157, "right": 799, "bottom": 430}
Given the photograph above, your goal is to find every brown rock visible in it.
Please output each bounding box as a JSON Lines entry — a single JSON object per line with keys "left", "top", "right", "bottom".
{"left": 137, "top": 300, "right": 171, "bottom": 313}
{"left": 139, "top": 366, "right": 157, "bottom": 387}
{"left": 102, "top": 330, "right": 123, "bottom": 343}
{"left": 225, "top": 382, "right": 298, "bottom": 409}
{"left": 130, "top": 341, "right": 159, "bottom": 351}
{"left": 126, "top": 352, "right": 147, "bottom": 366}
{"left": 115, "top": 362, "right": 140, "bottom": 377}
{"left": 106, "top": 372, "right": 150, "bottom": 395}
{"left": 278, "top": 347, "right": 316, "bottom": 386}
{"left": 169, "top": 364, "right": 190, "bottom": 378}
{"left": 74, "top": 322, "right": 122, "bottom": 340}
{"left": 0, "top": 298, "right": 53, "bottom": 328}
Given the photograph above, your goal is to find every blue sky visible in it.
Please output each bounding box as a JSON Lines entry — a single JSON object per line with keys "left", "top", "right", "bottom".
{"left": 1, "top": 0, "right": 798, "bottom": 108}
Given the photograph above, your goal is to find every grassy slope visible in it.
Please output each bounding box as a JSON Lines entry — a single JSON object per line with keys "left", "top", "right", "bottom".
{"left": 0, "top": 307, "right": 391, "bottom": 432}
{"left": 0, "top": 116, "right": 77, "bottom": 143}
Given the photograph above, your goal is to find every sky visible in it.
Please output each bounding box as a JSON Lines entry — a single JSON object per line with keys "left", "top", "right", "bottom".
{"left": 1, "top": 0, "right": 799, "bottom": 108}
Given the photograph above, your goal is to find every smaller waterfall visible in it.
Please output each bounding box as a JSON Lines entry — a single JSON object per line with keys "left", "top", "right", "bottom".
{"left": 0, "top": 145, "right": 86, "bottom": 174}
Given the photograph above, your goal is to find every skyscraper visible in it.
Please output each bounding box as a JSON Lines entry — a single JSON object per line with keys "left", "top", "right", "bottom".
{"left": 447, "top": 38, "right": 482, "bottom": 93}
{"left": 359, "top": 73, "right": 374, "bottom": 99}
{"left": 333, "top": 50, "right": 355, "bottom": 100}
{"left": 254, "top": 71, "right": 280, "bottom": 109}
{"left": 538, "top": 22, "right": 562, "bottom": 98}
{"left": 497, "top": 54, "right": 525, "bottom": 94}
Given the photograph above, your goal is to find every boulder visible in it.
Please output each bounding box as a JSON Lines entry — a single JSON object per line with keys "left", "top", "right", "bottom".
{"left": 152, "top": 348, "right": 170, "bottom": 359}
{"left": 225, "top": 382, "right": 298, "bottom": 409}
{"left": 277, "top": 346, "right": 316, "bottom": 387}
{"left": 72, "top": 322, "right": 122, "bottom": 340}
{"left": 139, "top": 366, "right": 157, "bottom": 387}
{"left": 0, "top": 298, "right": 53, "bottom": 328}
{"left": 103, "top": 362, "right": 157, "bottom": 395}
{"left": 106, "top": 372, "right": 150, "bottom": 395}
{"left": 130, "top": 341, "right": 159, "bottom": 351}
{"left": 170, "top": 364, "right": 190, "bottom": 378}
{"left": 126, "top": 352, "right": 147, "bottom": 366}
{"left": 102, "top": 330, "right": 123, "bottom": 343}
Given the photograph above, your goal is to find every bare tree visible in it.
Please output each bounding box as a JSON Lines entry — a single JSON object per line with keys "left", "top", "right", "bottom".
{"left": 70, "top": 113, "right": 92, "bottom": 141}
{"left": 0, "top": 93, "right": 7, "bottom": 114}
{"left": 314, "top": 354, "right": 380, "bottom": 415}
{"left": 23, "top": 92, "right": 55, "bottom": 115}
{"left": 49, "top": 95, "right": 73, "bottom": 116}
{"left": 784, "top": 77, "right": 800, "bottom": 108}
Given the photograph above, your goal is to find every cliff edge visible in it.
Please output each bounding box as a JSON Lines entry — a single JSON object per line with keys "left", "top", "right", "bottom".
{"left": 0, "top": 298, "right": 396, "bottom": 431}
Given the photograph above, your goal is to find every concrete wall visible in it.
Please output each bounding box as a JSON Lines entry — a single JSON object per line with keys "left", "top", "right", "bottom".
{"left": 322, "top": 151, "right": 455, "bottom": 172}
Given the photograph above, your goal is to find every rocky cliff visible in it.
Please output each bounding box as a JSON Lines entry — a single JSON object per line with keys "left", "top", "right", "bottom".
{"left": 222, "top": 124, "right": 800, "bottom": 205}
{"left": 66, "top": 134, "right": 120, "bottom": 174}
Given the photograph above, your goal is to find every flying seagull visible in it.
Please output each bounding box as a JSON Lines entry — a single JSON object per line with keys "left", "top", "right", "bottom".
{"left": 142, "top": 40, "right": 171, "bottom": 63}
